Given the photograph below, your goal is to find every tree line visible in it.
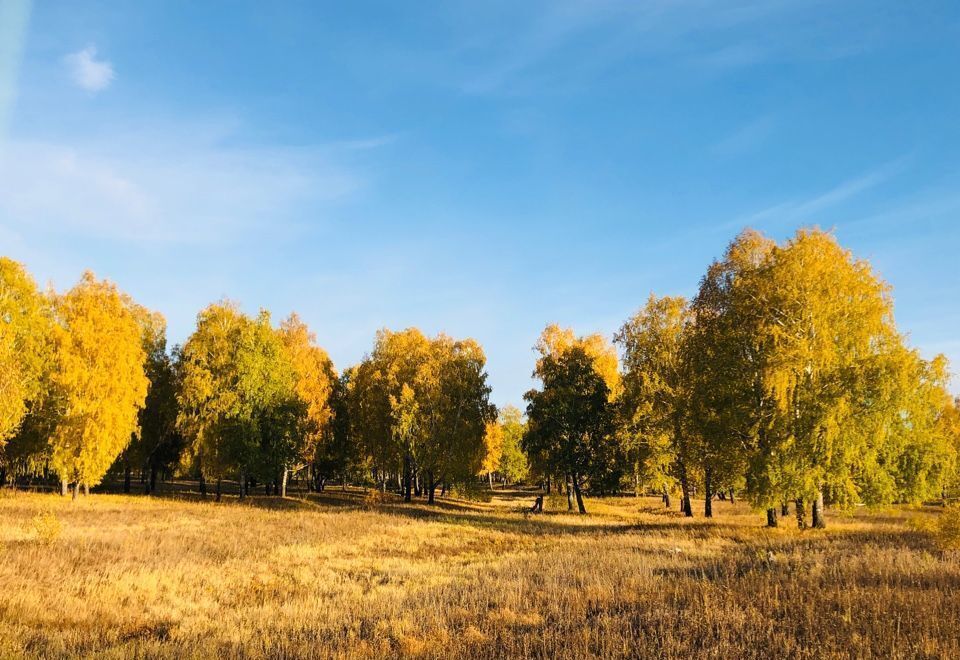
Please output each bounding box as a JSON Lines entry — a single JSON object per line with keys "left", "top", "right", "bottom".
{"left": 1, "top": 227, "right": 958, "bottom": 527}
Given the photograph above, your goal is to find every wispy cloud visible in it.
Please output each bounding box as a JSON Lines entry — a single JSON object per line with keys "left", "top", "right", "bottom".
{"left": 695, "top": 42, "right": 767, "bottom": 71}
{"left": 736, "top": 159, "right": 909, "bottom": 230}
{"left": 331, "top": 134, "right": 401, "bottom": 151}
{"left": 844, "top": 187, "right": 960, "bottom": 235}
{"left": 710, "top": 116, "right": 776, "bottom": 157}
{"left": 450, "top": 0, "right": 858, "bottom": 94}
{"left": 0, "top": 122, "right": 378, "bottom": 244}
{"left": 63, "top": 45, "right": 114, "bottom": 93}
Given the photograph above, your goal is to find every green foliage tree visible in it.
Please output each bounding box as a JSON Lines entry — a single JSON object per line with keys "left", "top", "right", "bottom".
{"left": 413, "top": 335, "right": 495, "bottom": 502}
{"left": 117, "top": 311, "right": 183, "bottom": 495}
{"left": 617, "top": 295, "right": 698, "bottom": 515}
{"left": 177, "top": 302, "right": 296, "bottom": 499}
{"left": 524, "top": 345, "right": 617, "bottom": 514}
{"left": 683, "top": 228, "right": 953, "bottom": 528}
{"left": 313, "top": 369, "right": 367, "bottom": 491}
{"left": 497, "top": 405, "right": 529, "bottom": 486}
{"left": 684, "top": 230, "right": 784, "bottom": 523}
{"left": 856, "top": 350, "right": 957, "bottom": 505}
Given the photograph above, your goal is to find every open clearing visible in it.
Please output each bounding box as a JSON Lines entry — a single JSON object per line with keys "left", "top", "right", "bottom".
{"left": 1, "top": 489, "right": 958, "bottom": 659}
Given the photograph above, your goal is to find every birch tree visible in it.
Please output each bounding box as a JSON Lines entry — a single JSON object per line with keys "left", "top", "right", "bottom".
{"left": 48, "top": 272, "right": 149, "bottom": 496}
{"left": 0, "top": 258, "right": 52, "bottom": 449}
{"left": 617, "top": 295, "right": 697, "bottom": 515}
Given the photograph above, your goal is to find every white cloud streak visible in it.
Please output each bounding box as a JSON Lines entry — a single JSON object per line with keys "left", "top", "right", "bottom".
{"left": 64, "top": 45, "right": 114, "bottom": 93}
{"left": 0, "top": 123, "right": 374, "bottom": 243}
{"left": 735, "top": 159, "right": 910, "bottom": 230}
{"left": 710, "top": 116, "right": 776, "bottom": 157}
{"left": 451, "top": 0, "right": 845, "bottom": 94}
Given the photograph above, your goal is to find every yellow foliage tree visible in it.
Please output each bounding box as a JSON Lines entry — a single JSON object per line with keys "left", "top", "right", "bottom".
{"left": 409, "top": 333, "right": 493, "bottom": 502}
{"left": 352, "top": 328, "right": 431, "bottom": 498}
{"left": 0, "top": 258, "right": 51, "bottom": 448}
{"left": 278, "top": 313, "right": 337, "bottom": 493}
{"left": 761, "top": 229, "right": 898, "bottom": 527}
{"left": 481, "top": 420, "right": 504, "bottom": 488}
{"left": 49, "top": 272, "right": 149, "bottom": 496}
{"left": 535, "top": 324, "right": 620, "bottom": 397}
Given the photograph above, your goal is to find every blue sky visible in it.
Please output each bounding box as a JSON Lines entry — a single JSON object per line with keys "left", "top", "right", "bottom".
{"left": 1, "top": 0, "right": 959, "bottom": 405}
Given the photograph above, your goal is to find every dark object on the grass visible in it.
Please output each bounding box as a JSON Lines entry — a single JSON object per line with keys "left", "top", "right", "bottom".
{"left": 530, "top": 495, "right": 543, "bottom": 513}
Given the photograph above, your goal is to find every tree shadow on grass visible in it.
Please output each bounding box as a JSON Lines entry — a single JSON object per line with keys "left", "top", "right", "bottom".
{"left": 359, "top": 502, "right": 729, "bottom": 538}
{"left": 651, "top": 526, "right": 946, "bottom": 585}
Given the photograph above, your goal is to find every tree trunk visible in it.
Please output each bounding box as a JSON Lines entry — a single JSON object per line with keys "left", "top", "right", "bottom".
{"left": 781, "top": 501, "right": 789, "bottom": 517}
{"left": 812, "top": 489, "right": 825, "bottom": 529}
{"left": 403, "top": 454, "right": 412, "bottom": 502}
{"left": 662, "top": 486, "right": 671, "bottom": 509}
{"left": 239, "top": 472, "right": 246, "bottom": 500}
{"left": 83, "top": 483, "right": 89, "bottom": 496}
{"left": 72, "top": 482, "right": 79, "bottom": 500}
{"left": 572, "top": 474, "right": 587, "bottom": 514}
{"left": 545, "top": 476, "right": 551, "bottom": 495}
{"left": 728, "top": 488, "right": 735, "bottom": 504}
{"left": 281, "top": 468, "right": 289, "bottom": 498}
{"left": 488, "top": 472, "right": 494, "bottom": 490}
{"left": 123, "top": 462, "right": 131, "bottom": 494}
{"left": 199, "top": 472, "right": 207, "bottom": 497}
{"left": 795, "top": 498, "right": 807, "bottom": 530}
{"left": 427, "top": 471, "right": 436, "bottom": 504}
{"left": 766, "top": 508, "right": 778, "bottom": 528}
{"left": 148, "top": 465, "right": 157, "bottom": 494}
{"left": 704, "top": 468, "right": 713, "bottom": 518}
{"left": 215, "top": 478, "right": 222, "bottom": 502}
{"left": 566, "top": 474, "right": 574, "bottom": 511}
{"left": 61, "top": 479, "right": 68, "bottom": 497}
{"left": 678, "top": 463, "right": 693, "bottom": 517}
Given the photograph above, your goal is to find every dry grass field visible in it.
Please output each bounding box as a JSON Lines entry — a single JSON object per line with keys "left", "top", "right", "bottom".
{"left": 1, "top": 487, "right": 958, "bottom": 659}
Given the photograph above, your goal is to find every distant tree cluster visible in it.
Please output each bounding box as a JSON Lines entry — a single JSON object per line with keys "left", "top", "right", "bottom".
{"left": 1, "top": 227, "right": 958, "bottom": 525}
{"left": 0, "top": 263, "right": 497, "bottom": 501}
{"left": 523, "top": 228, "right": 960, "bottom": 523}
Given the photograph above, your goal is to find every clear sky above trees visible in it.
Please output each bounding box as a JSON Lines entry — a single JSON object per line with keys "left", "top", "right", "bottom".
{"left": 1, "top": 0, "right": 958, "bottom": 406}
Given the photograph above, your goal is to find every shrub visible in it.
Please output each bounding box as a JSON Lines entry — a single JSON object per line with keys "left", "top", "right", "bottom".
{"left": 450, "top": 480, "right": 492, "bottom": 503}
{"left": 363, "top": 489, "right": 389, "bottom": 509}
{"left": 546, "top": 492, "right": 568, "bottom": 512}
{"left": 31, "top": 509, "right": 62, "bottom": 544}
{"left": 934, "top": 505, "right": 960, "bottom": 550}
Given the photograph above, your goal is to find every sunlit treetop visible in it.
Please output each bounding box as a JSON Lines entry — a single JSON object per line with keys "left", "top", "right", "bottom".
{"left": 535, "top": 324, "right": 620, "bottom": 398}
